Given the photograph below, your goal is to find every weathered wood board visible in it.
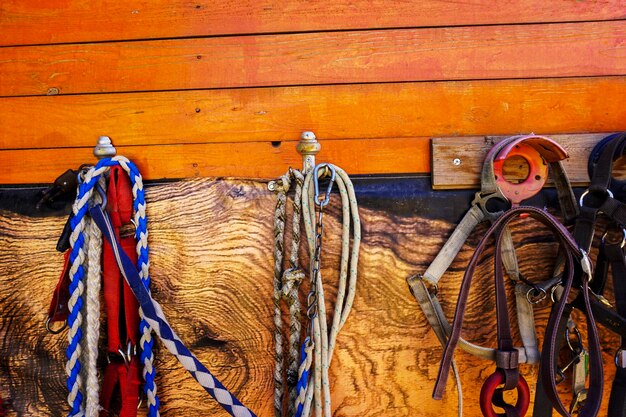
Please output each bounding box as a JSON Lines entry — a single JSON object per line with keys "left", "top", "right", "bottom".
{"left": 0, "top": 176, "right": 620, "bottom": 416}
{"left": 431, "top": 133, "right": 626, "bottom": 189}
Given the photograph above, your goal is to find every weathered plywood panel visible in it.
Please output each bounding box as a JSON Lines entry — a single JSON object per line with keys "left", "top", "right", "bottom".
{"left": 1, "top": 77, "right": 625, "bottom": 152}
{"left": 431, "top": 134, "right": 624, "bottom": 189}
{"left": 1, "top": 21, "right": 624, "bottom": 96}
{"left": 0, "top": 137, "right": 430, "bottom": 185}
{"left": 0, "top": 177, "right": 620, "bottom": 416}
{"left": 2, "top": 0, "right": 624, "bottom": 46}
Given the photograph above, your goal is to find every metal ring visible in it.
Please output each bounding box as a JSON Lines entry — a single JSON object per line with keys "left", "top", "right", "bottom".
{"left": 526, "top": 287, "right": 547, "bottom": 304}
{"left": 579, "top": 188, "right": 614, "bottom": 208}
{"left": 45, "top": 317, "right": 67, "bottom": 334}
{"left": 601, "top": 227, "right": 626, "bottom": 248}
{"left": 566, "top": 326, "right": 583, "bottom": 353}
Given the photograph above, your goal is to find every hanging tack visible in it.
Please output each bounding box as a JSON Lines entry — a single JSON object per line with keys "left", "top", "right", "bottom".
{"left": 296, "top": 131, "right": 321, "bottom": 175}
{"left": 93, "top": 136, "right": 116, "bottom": 159}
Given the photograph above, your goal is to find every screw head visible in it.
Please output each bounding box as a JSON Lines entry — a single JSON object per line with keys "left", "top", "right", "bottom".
{"left": 453, "top": 158, "right": 461, "bottom": 166}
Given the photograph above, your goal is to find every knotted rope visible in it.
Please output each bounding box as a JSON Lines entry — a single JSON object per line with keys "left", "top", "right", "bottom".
{"left": 66, "top": 156, "right": 159, "bottom": 417}
{"left": 296, "top": 164, "right": 361, "bottom": 417}
{"left": 271, "top": 168, "right": 305, "bottom": 417}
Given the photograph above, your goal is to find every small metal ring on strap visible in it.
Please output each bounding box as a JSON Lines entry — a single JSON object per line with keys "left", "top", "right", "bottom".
{"left": 45, "top": 317, "right": 67, "bottom": 334}
{"left": 566, "top": 326, "right": 583, "bottom": 354}
{"left": 579, "top": 188, "right": 614, "bottom": 208}
{"left": 526, "top": 287, "right": 547, "bottom": 304}
{"left": 601, "top": 227, "right": 626, "bottom": 249}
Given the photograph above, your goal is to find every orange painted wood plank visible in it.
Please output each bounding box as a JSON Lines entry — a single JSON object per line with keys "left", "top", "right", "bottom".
{"left": 1, "top": 21, "right": 624, "bottom": 96}
{"left": 1, "top": 77, "right": 625, "bottom": 151}
{"left": 0, "top": 137, "right": 430, "bottom": 184}
{"left": 1, "top": 0, "right": 624, "bottom": 46}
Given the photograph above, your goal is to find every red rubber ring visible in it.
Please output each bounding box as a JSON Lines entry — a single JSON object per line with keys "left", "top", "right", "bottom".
{"left": 479, "top": 369, "right": 530, "bottom": 417}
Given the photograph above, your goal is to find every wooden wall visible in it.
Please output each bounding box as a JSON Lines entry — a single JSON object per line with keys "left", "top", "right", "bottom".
{"left": 1, "top": 2, "right": 626, "bottom": 417}
{"left": 0, "top": 1, "right": 625, "bottom": 183}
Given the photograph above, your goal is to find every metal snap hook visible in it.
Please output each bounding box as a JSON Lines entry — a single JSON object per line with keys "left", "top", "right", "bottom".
{"left": 313, "top": 163, "right": 336, "bottom": 207}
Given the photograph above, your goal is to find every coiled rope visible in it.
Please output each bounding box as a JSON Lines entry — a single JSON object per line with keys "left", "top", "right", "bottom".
{"left": 67, "top": 156, "right": 159, "bottom": 416}
{"left": 296, "top": 163, "right": 361, "bottom": 417}
{"left": 271, "top": 168, "right": 306, "bottom": 417}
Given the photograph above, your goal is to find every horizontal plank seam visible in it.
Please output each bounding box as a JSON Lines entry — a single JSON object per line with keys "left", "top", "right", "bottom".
{"left": 2, "top": 74, "right": 625, "bottom": 100}
{"left": 0, "top": 136, "right": 430, "bottom": 152}
{"left": 1, "top": 17, "right": 625, "bottom": 48}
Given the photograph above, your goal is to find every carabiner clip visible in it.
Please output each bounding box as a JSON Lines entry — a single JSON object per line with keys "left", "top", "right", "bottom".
{"left": 313, "top": 163, "right": 336, "bottom": 208}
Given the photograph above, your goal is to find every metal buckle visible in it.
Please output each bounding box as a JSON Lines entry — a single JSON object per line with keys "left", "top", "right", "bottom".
{"left": 471, "top": 191, "right": 508, "bottom": 220}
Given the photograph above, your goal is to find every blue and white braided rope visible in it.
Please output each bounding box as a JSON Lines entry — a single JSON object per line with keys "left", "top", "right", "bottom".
{"left": 66, "top": 156, "right": 159, "bottom": 416}
{"left": 90, "top": 201, "right": 257, "bottom": 417}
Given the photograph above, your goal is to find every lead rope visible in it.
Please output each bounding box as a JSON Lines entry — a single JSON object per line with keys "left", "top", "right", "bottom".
{"left": 271, "top": 168, "right": 305, "bottom": 417}
{"left": 83, "top": 156, "right": 256, "bottom": 417}
{"left": 66, "top": 157, "right": 160, "bottom": 417}
{"left": 297, "top": 163, "right": 361, "bottom": 417}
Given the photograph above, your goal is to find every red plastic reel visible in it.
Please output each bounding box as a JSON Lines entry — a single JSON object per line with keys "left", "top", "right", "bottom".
{"left": 493, "top": 142, "right": 548, "bottom": 206}
{"left": 479, "top": 369, "right": 530, "bottom": 417}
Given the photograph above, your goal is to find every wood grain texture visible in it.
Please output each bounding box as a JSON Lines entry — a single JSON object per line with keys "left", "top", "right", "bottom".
{"left": 0, "top": 137, "right": 430, "bottom": 185}
{"left": 1, "top": 76, "right": 625, "bottom": 152}
{"left": 1, "top": 21, "right": 625, "bottom": 96}
{"left": 0, "top": 177, "right": 620, "bottom": 416}
{"left": 2, "top": 0, "right": 624, "bottom": 46}
{"left": 431, "top": 133, "right": 626, "bottom": 189}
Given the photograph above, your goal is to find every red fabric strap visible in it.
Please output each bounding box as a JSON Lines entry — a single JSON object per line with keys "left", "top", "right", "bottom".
{"left": 47, "top": 250, "right": 71, "bottom": 323}
{"left": 100, "top": 166, "right": 141, "bottom": 417}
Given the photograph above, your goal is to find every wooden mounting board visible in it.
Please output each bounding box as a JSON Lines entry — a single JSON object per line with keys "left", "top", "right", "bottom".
{"left": 431, "top": 133, "right": 624, "bottom": 189}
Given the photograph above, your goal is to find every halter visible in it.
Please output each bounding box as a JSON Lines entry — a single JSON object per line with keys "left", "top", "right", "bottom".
{"left": 434, "top": 207, "right": 597, "bottom": 417}
{"left": 407, "top": 134, "right": 578, "bottom": 416}
{"left": 559, "top": 131, "right": 626, "bottom": 417}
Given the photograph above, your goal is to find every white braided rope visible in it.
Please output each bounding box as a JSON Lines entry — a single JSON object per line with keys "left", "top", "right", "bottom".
{"left": 67, "top": 190, "right": 90, "bottom": 416}
{"left": 85, "top": 177, "right": 105, "bottom": 417}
